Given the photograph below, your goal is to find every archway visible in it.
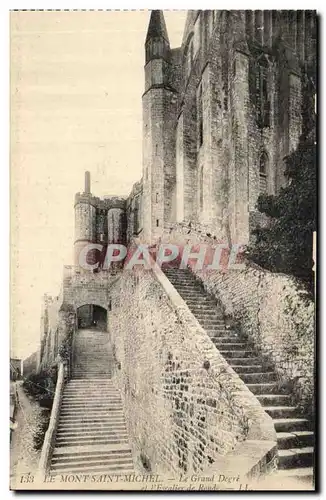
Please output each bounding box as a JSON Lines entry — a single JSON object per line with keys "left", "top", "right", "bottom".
{"left": 76, "top": 304, "right": 107, "bottom": 330}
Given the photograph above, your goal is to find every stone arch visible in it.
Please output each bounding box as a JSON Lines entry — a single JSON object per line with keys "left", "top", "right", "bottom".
{"left": 75, "top": 298, "right": 108, "bottom": 312}
{"left": 76, "top": 303, "right": 108, "bottom": 330}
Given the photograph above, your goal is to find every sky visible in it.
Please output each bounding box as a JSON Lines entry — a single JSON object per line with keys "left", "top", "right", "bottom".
{"left": 11, "top": 10, "right": 187, "bottom": 358}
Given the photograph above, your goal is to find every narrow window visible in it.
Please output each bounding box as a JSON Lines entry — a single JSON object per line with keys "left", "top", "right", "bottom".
{"left": 288, "top": 11, "right": 296, "bottom": 50}
{"left": 156, "top": 219, "right": 159, "bottom": 227}
{"left": 134, "top": 207, "right": 139, "bottom": 234}
{"left": 198, "top": 83, "right": 204, "bottom": 147}
{"left": 156, "top": 192, "right": 159, "bottom": 203}
{"left": 255, "top": 56, "right": 270, "bottom": 128}
{"left": 255, "top": 10, "right": 263, "bottom": 45}
{"left": 185, "top": 35, "right": 194, "bottom": 81}
{"left": 199, "top": 167, "right": 204, "bottom": 212}
{"left": 263, "top": 11, "right": 271, "bottom": 47}
{"left": 259, "top": 152, "right": 268, "bottom": 194}
{"left": 245, "top": 11, "right": 254, "bottom": 38}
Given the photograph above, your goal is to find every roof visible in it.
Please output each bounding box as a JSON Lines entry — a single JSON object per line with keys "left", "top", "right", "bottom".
{"left": 146, "top": 10, "right": 170, "bottom": 44}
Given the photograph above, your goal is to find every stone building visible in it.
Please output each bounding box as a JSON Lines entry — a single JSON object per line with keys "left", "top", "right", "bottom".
{"left": 142, "top": 10, "right": 316, "bottom": 244}
{"left": 35, "top": 11, "right": 316, "bottom": 483}
{"left": 39, "top": 9, "right": 317, "bottom": 367}
{"left": 73, "top": 10, "right": 317, "bottom": 259}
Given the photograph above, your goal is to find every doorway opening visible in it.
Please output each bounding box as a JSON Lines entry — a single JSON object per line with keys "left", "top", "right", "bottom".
{"left": 77, "top": 304, "right": 107, "bottom": 330}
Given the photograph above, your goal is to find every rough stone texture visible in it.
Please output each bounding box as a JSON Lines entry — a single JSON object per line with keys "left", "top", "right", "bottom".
{"left": 126, "top": 180, "right": 143, "bottom": 242}
{"left": 109, "top": 261, "right": 276, "bottom": 476}
{"left": 164, "top": 222, "right": 315, "bottom": 416}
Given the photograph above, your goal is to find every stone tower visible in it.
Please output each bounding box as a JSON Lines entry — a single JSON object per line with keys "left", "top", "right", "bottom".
{"left": 142, "top": 10, "right": 178, "bottom": 243}
{"left": 74, "top": 171, "right": 97, "bottom": 267}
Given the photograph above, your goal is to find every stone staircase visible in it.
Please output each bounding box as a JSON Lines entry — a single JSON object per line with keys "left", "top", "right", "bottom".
{"left": 163, "top": 267, "right": 314, "bottom": 485}
{"left": 49, "top": 329, "right": 134, "bottom": 475}
{"left": 72, "top": 329, "right": 113, "bottom": 379}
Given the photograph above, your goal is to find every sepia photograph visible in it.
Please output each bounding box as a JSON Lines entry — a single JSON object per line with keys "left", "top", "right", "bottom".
{"left": 10, "top": 9, "right": 317, "bottom": 491}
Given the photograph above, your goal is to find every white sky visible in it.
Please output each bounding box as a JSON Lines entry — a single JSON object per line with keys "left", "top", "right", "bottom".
{"left": 11, "top": 10, "right": 187, "bottom": 359}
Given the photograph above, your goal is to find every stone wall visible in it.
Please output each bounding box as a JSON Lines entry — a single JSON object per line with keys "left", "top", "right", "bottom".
{"left": 163, "top": 222, "right": 315, "bottom": 416}
{"left": 109, "top": 260, "right": 276, "bottom": 477}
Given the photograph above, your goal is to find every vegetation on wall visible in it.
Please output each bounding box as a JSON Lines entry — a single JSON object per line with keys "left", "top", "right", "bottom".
{"left": 246, "top": 139, "right": 316, "bottom": 287}
{"left": 246, "top": 63, "right": 316, "bottom": 291}
{"left": 23, "top": 367, "right": 57, "bottom": 409}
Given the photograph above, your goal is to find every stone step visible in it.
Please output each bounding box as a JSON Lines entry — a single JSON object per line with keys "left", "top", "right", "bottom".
{"left": 181, "top": 296, "right": 216, "bottom": 304}
{"left": 170, "top": 278, "right": 204, "bottom": 284}
{"left": 57, "top": 422, "right": 127, "bottom": 432}
{"left": 73, "top": 374, "right": 110, "bottom": 376}
{"left": 228, "top": 357, "right": 263, "bottom": 366}
{"left": 74, "top": 350, "right": 110, "bottom": 353}
{"left": 188, "top": 303, "right": 221, "bottom": 311}
{"left": 72, "top": 369, "right": 112, "bottom": 372}
{"left": 61, "top": 401, "right": 121, "bottom": 407}
{"left": 65, "top": 382, "right": 115, "bottom": 386}
{"left": 60, "top": 410, "right": 124, "bottom": 417}
{"left": 53, "top": 444, "right": 130, "bottom": 458}
{"left": 56, "top": 432, "right": 129, "bottom": 443}
{"left": 256, "top": 394, "right": 292, "bottom": 406}
{"left": 52, "top": 456, "right": 134, "bottom": 472}
{"left": 278, "top": 447, "right": 314, "bottom": 470}
{"left": 56, "top": 429, "right": 127, "bottom": 439}
{"left": 193, "top": 312, "right": 225, "bottom": 322}
{"left": 68, "top": 379, "right": 115, "bottom": 384}
{"left": 231, "top": 365, "right": 264, "bottom": 374}
{"left": 59, "top": 407, "right": 124, "bottom": 414}
{"left": 210, "top": 335, "right": 241, "bottom": 342}
{"left": 173, "top": 285, "right": 206, "bottom": 293}
{"left": 51, "top": 463, "right": 134, "bottom": 474}
{"left": 263, "top": 406, "right": 297, "bottom": 419}
{"left": 276, "top": 431, "right": 314, "bottom": 449}
{"left": 240, "top": 372, "right": 277, "bottom": 383}
{"left": 206, "top": 329, "right": 229, "bottom": 336}
{"left": 60, "top": 408, "right": 123, "bottom": 420}
{"left": 58, "top": 416, "right": 125, "bottom": 425}
{"left": 57, "top": 426, "right": 127, "bottom": 435}
{"left": 182, "top": 298, "right": 217, "bottom": 305}
{"left": 273, "top": 418, "right": 311, "bottom": 433}
{"left": 59, "top": 410, "right": 124, "bottom": 418}
{"left": 197, "top": 320, "right": 226, "bottom": 327}
{"left": 220, "top": 350, "right": 257, "bottom": 359}
{"left": 56, "top": 437, "right": 129, "bottom": 448}
{"left": 63, "top": 392, "right": 119, "bottom": 398}
{"left": 64, "top": 386, "right": 117, "bottom": 390}
{"left": 214, "top": 342, "right": 251, "bottom": 350}
{"left": 62, "top": 393, "right": 120, "bottom": 398}
{"left": 274, "top": 466, "right": 314, "bottom": 481}
{"left": 246, "top": 383, "right": 280, "bottom": 394}
{"left": 61, "top": 400, "right": 121, "bottom": 406}
{"left": 52, "top": 447, "right": 132, "bottom": 460}
{"left": 62, "top": 395, "right": 121, "bottom": 400}
{"left": 72, "top": 363, "right": 111, "bottom": 366}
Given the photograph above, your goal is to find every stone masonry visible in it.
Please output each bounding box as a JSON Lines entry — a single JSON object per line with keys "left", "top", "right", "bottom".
{"left": 36, "top": 11, "right": 316, "bottom": 487}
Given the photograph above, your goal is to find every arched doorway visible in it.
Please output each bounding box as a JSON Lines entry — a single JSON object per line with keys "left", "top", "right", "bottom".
{"left": 77, "top": 304, "right": 107, "bottom": 330}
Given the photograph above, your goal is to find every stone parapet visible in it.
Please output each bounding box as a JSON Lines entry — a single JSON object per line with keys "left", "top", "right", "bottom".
{"left": 109, "top": 251, "right": 277, "bottom": 477}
